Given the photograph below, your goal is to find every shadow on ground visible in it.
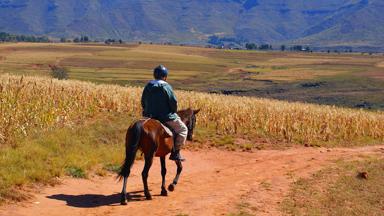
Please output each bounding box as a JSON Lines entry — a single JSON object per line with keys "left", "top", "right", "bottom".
{"left": 47, "top": 190, "right": 149, "bottom": 208}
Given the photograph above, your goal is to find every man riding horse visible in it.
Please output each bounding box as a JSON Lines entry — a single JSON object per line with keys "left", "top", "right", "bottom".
{"left": 119, "top": 65, "right": 199, "bottom": 204}
{"left": 141, "top": 65, "right": 187, "bottom": 161}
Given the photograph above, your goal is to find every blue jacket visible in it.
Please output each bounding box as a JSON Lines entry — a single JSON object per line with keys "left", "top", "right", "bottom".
{"left": 141, "top": 80, "right": 178, "bottom": 123}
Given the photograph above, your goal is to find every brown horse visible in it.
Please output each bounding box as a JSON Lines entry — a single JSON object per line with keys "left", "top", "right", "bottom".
{"left": 118, "top": 108, "right": 200, "bottom": 205}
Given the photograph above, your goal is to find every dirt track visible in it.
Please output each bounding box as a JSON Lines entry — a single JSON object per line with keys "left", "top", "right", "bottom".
{"left": 1, "top": 146, "right": 383, "bottom": 216}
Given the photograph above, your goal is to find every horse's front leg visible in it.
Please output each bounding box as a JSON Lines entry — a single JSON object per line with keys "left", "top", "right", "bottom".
{"left": 168, "top": 160, "right": 183, "bottom": 192}
{"left": 142, "top": 155, "right": 154, "bottom": 200}
{"left": 160, "top": 156, "right": 168, "bottom": 196}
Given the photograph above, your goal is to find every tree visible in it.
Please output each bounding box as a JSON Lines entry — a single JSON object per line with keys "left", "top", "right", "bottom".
{"left": 0, "top": 32, "right": 10, "bottom": 41}
{"left": 245, "top": 43, "right": 257, "bottom": 50}
{"left": 81, "top": 36, "right": 89, "bottom": 42}
{"left": 0, "top": 32, "right": 49, "bottom": 42}
{"left": 280, "top": 45, "right": 286, "bottom": 51}
{"left": 291, "top": 45, "right": 303, "bottom": 51}
{"left": 208, "top": 35, "right": 221, "bottom": 45}
{"left": 259, "top": 44, "right": 270, "bottom": 50}
{"left": 49, "top": 65, "right": 68, "bottom": 80}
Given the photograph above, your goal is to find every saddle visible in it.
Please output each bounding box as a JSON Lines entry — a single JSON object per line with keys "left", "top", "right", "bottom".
{"left": 141, "top": 118, "right": 174, "bottom": 157}
{"left": 142, "top": 117, "right": 174, "bottom": 137}
{"left": 161, "top": 123, "right": 174, "bottom": 137}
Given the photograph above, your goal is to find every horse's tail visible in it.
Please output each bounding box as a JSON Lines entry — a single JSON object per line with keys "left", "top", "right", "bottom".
{"left": 118, "top": 120, "right": 142, "bottom": 180}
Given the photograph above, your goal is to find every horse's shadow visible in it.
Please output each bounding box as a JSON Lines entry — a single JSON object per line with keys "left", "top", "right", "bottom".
{"left": 47, "top": 190, "right": 150, "bottom": 208}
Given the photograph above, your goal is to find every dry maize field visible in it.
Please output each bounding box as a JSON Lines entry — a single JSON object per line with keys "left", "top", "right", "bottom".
{"left": 1, "top": 74, "right": 384, "bottom": 146}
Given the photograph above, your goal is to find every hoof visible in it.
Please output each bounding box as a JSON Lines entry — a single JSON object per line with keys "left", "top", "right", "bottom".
{"left": 120, "top": 194, "right": 127, "bottom": 205}
{"left": 145, "top": 193, "right": 152, "bottom": 200}
{"left": 168, "top": 184, "right": 175, "bottom": 192}
{"left": 161, "top": 189, "right": 168, "bottom": 196}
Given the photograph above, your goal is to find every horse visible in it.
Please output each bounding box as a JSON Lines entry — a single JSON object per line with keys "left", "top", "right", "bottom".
{"left": 118, "top": 108, "right": 200, "bottom": 205}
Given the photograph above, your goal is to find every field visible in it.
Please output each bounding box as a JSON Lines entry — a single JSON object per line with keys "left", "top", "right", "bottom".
{"left": 1, "top": 43, "right": 384, "bottom": 109}
{"left": 282, "top": 157, "right": 384, "bottom": 216}
{"left": 1, "top": 43, "right": 384, "bottom": 215}
{"left": 2, "top": 75, "right": 384, "bottom": 148}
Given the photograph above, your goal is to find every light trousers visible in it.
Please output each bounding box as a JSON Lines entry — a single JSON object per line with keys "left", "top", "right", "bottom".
{"left": 165, "top": 117, "right": 188, "bottom": 150}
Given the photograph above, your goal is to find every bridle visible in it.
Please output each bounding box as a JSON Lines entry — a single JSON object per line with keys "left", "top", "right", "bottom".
{"left": 186, "top": 114, "right": 196, "bottom": 135}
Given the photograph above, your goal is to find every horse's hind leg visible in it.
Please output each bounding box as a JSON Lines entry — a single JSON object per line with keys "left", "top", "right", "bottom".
{"left": 160, "top": 157, "right": 168, "bottom": 196}
{"left": 142, "top": 155, "right": 154, "bottom": 200}
{"left": 120, "top": 160, "right": 135, "bottom": 205}
{"left": 120, "top": 176, "right": 129, "bottom": 205}
{"left": 168, "top": 160, "right": 183, "bottom": 192}
{"left": 120, "top": 121, "right": 141, "bottom": 205}
{"left": 120, "top": 152, "right": 136, "bottom": 205}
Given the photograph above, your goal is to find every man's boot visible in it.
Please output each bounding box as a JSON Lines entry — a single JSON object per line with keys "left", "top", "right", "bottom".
{"left": 169, "top": 149, "right": 185, "bottom": 161}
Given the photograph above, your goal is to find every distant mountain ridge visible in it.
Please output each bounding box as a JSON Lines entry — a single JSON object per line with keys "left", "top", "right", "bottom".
{"left": 0, "top": 0, "right": 383, "bottom": 48}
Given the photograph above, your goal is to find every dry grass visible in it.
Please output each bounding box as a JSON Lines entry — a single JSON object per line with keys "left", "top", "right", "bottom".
{"left": 0, "top": 75, "right": 142, "bottom": 146}
{"left": 1, "top": 74, "right": 384, "bottom": 147}
{"left": 281, "top": 157, "right": 384, "bottom": 216}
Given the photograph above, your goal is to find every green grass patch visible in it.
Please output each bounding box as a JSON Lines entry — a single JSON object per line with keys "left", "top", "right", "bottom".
{"left": 65, "top": 167, "right": 86, "bottom": 178}
{"left": 281, "top": 156, "right": 384, "bottom": 216}
{"left": 103, "top": 163, "right": 121, "bottom": 173}
{"left": 192, "top": 125, "right": 239, "bottom": 151}
{"left": 0, "top": 113, "right": 131, "bottom": 203}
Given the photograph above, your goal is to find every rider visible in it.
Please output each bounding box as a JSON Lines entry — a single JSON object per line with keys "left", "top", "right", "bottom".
{"left": 141, "top": 65, "right": 187, "bottom": 161}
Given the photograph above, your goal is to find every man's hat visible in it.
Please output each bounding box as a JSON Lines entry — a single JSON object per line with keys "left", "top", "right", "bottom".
{"left": 154, "top": 65, "right": 168, "bottom": 79}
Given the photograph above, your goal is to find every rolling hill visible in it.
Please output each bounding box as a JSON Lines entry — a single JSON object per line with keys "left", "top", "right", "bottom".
{"left": 0, "top": 0, "right": 383, "bottom": 48}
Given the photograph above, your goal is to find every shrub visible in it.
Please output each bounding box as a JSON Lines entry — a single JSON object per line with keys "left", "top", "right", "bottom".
{"left": 49, "top": 65, "right": 68, "bottom": 80}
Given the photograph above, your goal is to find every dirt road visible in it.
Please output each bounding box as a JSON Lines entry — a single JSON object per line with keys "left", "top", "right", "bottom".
{"left": 1, "top": 146, "right": 383, "bottom": 216}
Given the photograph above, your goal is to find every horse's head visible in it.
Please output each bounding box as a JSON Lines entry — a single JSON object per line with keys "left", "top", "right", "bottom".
{"left": 178, "top": 108, "right": 201, "bottom": 141}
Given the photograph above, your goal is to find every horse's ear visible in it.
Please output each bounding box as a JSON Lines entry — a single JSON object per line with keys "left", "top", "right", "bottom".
{"left": 193, "top": 109, "right": 201, "bottom": 115}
